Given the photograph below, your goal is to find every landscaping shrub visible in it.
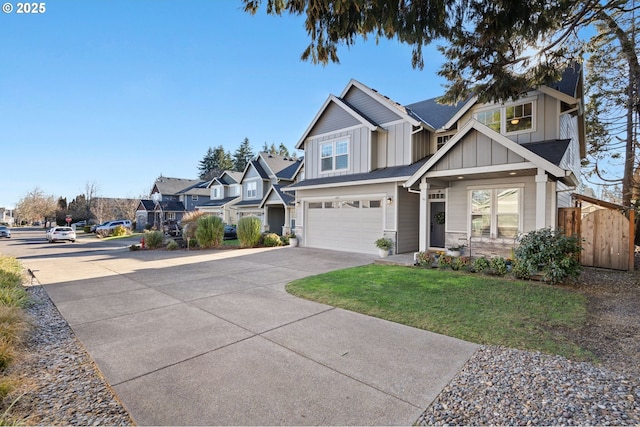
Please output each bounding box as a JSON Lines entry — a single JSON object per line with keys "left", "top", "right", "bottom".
{"left": 473, "top": 256, "right": 491, "bottom": 273}
{"left": 415, "top": 251, "right": 435, "bottom": 267}
{"left": 181, "top": 211, "right": 208, "bottom": 240}
{"left": 262, "top": 233, "right": 282, "bottom": 247}
{"left": 281, "top": 234, "right": 290, "bottom": 245}
{"left": 166, "top": 239, "right": 179, "bottom": 250}
{"left": 438, "top": 254, "right": 454, "bottom": 269}
{"left": 196, "top": 215, "right": 224, "bottom": 249}
{"left": 515, "top": 227, "right": 582, "bottom": 284}
{"left": 112, "top": 224, "right": 127, "bottom": 237}
{"left": 452, "top": 256, "right": 471, "bottom": 271}
{"left": 145, "top": 230, "right": 164, "bottom": 249}
{"left": 489, "top": 257, "right": 508, "bottom": 276}
{"left": 237, "top": 216, "right": 262, "bottom": 248}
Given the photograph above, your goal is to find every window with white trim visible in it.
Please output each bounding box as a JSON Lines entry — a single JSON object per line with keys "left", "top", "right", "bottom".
{"left": 470, "top": 188, "right": 521, "bottom": 239}
{"left": 320, "top": 139, "right": 349, "bottom": 172}
{"left": 475, "top": 100, "right": 535, "bottom": 134}
{"left": 212, "top": 187, "right": 220, "bottom": 199}
{"left": 246, "top": 181, "right": 257, "bottom": 199}
{"left": 436, "top": 134, "right": 453, "bottom": 151}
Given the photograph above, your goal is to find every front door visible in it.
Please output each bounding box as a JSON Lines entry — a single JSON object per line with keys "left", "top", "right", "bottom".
{"left": 430, "top": 201, "right": 445, "bottom": 248}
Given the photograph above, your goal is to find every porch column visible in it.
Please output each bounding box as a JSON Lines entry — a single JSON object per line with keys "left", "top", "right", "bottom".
{"left": 283, "top": 205, "right": 290, "bottom": 235}
{"left": 419, "top": 179, "right": 429, "bottom": 252}
{"left": 535, "top": 169, "right": 548, "bottom": 229}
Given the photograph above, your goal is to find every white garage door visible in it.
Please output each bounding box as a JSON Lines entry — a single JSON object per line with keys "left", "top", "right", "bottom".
{"left": 306, "top": 199, "right": 383, "bottom": 254}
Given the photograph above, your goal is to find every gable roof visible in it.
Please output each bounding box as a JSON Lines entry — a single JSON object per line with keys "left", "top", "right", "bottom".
{"left": 260, "top": 185, "right": 295, "bottom": 208}
{"left": 137, "top": 200, "right": 155, "bottom": 211}
{"left": 341, "top": 79, "right": 432, "bottom": 128}
{"left": 275, "top": 157, "right": 304, "bottom": 180}
{"left": 296, "top": 94, "right": 383, "bottom": 149}
{"left": 405, "top": 95, "right": 476, "bottom": 130}
{"left": 405, "top": 119, "right": 576, "bottom": 188}
{"left": 259, "top": 152, "right": 302, "bottom": 178}
{"left": 152, "top": 177, "right": 202, "bottom": 196}
{"left": 209, "top": 170, "right": 243, "bottom": 187}
{"left": 177, "top": 180, "right": 211, "bottom": 196}
{"left": 548, "top": 62, "right": 582, "bottom": 98}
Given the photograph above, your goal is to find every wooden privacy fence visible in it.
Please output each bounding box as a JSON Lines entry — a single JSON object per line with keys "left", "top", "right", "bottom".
{"left": 558, "top": 194, "right": 635, "bottom": 271}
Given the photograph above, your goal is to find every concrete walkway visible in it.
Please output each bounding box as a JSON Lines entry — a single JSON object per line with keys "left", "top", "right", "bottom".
{"left": 25, "top": 245, "right": 479, "bottom": 426}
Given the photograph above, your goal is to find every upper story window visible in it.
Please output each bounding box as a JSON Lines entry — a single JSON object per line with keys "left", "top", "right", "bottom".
{"left": 246, "top": 181, "right": 257, "bottom": 199}
{"left": 320, "top": 139, "right": 349, "bottom": 172}
{"left": 212, "top": 187, "right": 221, "bottom": 199}
{"left": 436, "top": 134, "right": 453, "bottom": 151}
{"left": 475, "top": 99, "right": 535, "bottom": 135}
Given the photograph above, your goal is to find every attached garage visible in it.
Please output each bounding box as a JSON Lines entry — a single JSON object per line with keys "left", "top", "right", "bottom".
{"left": 305, "top": 199, "right": 384, "bottom": 254}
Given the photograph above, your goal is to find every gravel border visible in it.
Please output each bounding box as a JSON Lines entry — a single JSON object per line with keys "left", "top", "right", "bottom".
{"left": 417, "top": 346, "right": 640, "bottom": 426}
{"left": 7, "top": 285, "right": 134, "bottom": 426}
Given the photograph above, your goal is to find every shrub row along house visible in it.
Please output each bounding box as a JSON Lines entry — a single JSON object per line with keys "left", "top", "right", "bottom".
{"left": 137, "top": 64, "right": 584, "bottom": 258}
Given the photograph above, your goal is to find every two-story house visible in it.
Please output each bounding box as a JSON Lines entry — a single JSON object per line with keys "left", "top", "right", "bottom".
{"left": 197, "top": 171, "right": 243, "bottom": 224}
{"left": 136, "top": 176, "right": 211, "bottom": 230}
{"left": 287, "top": 65, "right": 585, "bottom": 257}
{"left": 235, "top": 152, "right": 304, "bottom": 235}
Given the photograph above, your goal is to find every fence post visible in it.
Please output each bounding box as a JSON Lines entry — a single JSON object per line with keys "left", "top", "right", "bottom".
{"left": 629, "top": 209, "right": 635, "bottom": 272}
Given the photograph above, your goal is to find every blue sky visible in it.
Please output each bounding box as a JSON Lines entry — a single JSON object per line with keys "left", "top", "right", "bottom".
{"left": 0, "top": 0, "right": 448, "bottom": 209}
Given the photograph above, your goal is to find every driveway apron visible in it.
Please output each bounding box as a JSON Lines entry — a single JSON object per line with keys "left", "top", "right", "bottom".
{"left": 25, "top": 246, "right": 479, "bottom": 426}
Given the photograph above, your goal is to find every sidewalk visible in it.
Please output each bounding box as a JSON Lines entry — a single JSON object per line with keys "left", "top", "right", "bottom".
{"left": 25, "top": 246, "right": 479, "bottom": 425}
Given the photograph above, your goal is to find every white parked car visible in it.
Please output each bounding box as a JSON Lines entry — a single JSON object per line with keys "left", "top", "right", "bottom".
{"left": 46, "top": 226, "right": 76, "bottom": 243}
{"left": 94, "top": 220, "right": 132, "bottom": 235}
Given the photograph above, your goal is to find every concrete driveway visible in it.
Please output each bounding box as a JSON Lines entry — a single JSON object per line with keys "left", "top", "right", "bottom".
{"left": 25, "top": 245, "right": 479, "bottom": 425}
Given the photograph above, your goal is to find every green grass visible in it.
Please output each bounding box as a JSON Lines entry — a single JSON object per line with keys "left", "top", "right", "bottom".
{"left": 287, "top": 264, "right": 593, "bottom": 361}
{"left": 222, "top": 239, "right": 240, "bottom": 246}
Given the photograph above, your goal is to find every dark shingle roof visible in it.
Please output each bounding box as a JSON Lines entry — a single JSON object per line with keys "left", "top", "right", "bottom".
{"left": 234, "top": 199, "right": 262, "bottom": 207}
{"left": 547, "top": 63, "right": 582, "bottom": 98}
{"left": 276, "top": 158, "right": 303, "bottom": 180}
{"left": 156, "top": 201, "right": 186, "bottom": 211}
{"left": 273, "top": 185, "right": 295, "bottom": 206}
{"left": 138, "top": 200, "right": 155, "bottom": 210}
{"left": 286, "top": 157, "right": 431, "bottom": 189}
{"left": 521, "top": 139, "right": 570, "bottom": 166}
{"left": 405, "top": 96, "right": 471, "bottom": 129}
{"left": 198, "top": 197, "right": 239, "bottom": 207}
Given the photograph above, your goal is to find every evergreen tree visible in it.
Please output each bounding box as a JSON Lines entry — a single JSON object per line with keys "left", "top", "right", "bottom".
{"left": 233, "top": 138, "right": 254, "bottom": 172}
{"left": 198, "top": 146, "right": 234, "bottom": 180}
{"left": 198, "top": 147, "right": 216, "bottom": 180}
{"left": 277, "top": 143, "right": 290, "bottom": 157}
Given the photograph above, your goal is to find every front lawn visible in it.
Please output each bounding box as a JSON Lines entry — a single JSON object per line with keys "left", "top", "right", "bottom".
{"left": 286, "top": 264, "right": 593, "bottom": 361}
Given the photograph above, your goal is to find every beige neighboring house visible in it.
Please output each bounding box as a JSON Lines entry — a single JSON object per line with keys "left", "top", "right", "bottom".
{"left": 0, "top": 207, "right": 14, "bottom": 226}
{"left": 287, "top": 65, "right": 585, "bottom": 257}
{"left": 197, "top": 171, "right": 243, "bottom": 224}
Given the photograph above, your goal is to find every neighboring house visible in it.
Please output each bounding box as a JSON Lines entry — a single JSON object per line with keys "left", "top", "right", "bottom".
{"left": 287, "top": 65, "right": 585, "bottom": 257}
{"left": 0, "top": 207, "right": 14, "bottom": 226}
{"left": 136, "top": 176, "right": 208, "bottom": 230}
{"left": 197, "top": 171, "right": 243, "bottom": 224}
{"left": 235, "top": 152, "right": 304, "bottom": 235}
{"left": 176, "top": 179, "right": 212, "bottom": 211}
